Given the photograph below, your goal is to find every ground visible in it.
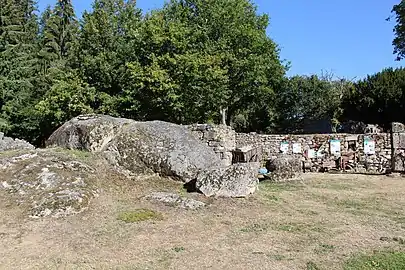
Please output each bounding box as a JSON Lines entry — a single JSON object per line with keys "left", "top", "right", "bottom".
{"left": 1, "top": 170, "right": 405, "bottom": 270}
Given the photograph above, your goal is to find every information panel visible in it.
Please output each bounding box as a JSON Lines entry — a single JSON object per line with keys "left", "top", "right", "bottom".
{"left": 280, "top": 142, "right": 289, "bottom": 154}
{"left": 364, "top": 138, "right": 376, "bottom": 155}
{"left": 330, "top": 139, "right": 341, "bottom": 156}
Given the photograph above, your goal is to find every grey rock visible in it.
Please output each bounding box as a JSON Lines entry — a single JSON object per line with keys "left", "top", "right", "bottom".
{"left": 0, "top": 149, "right": 98, "bottom": 218}
{"left": 47, "top": 115, "right": 221, "bottom": 183}
{"left": 0, "top": 132, "right": 34, "bottom": 152}
{"left": 266, "top": 156, "right": 302, "bottom": 182}
{"left": 146, "top": 192, "right": 205, "bottom": 210}
{"left": 196, "top": 162, "right": 260, "bottom": 197}
{"left": 393, "top": 122, "right": 405, "bottom": 133}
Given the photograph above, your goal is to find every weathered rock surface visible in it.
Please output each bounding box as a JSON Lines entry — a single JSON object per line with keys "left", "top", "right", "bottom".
{"left": 0, "top": 132, "right": 34, "bottom": 151}
{"left": 0, "top": 149, "right": 99, "bottom": 218}
{"left": 47, "top": 114, "right": 222, "bottom": 183}
{"left": 266, "top": 156, "right": 302, "bottom": 182}
{"left": 196, "top": 162, "right": 260, "bottom": 197}
{"left": 145, "top": 192, "right": 205, "bottom": 210}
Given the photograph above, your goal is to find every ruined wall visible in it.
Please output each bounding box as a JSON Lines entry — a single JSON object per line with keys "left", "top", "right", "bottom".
{"left": 236, "top": 132, "right": 392, "bottom": 173}
{"left": 188, "top": 124, "right": 236, "bottom": 166}
{"left": 188, "top": 122, "right": 405, "bottom": 173}
{"left": 392, "top": 122, "right": 405, "bottom": 172}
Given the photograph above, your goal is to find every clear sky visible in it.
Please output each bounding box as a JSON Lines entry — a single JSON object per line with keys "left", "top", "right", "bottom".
{"left": 37, "top": 0, "right": 403, "bottom": 79}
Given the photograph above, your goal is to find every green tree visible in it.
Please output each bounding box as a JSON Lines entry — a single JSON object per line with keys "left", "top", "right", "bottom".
{"left": 35, "top": 73, "right": 96, "bottom": 130}
{"left": 0, "top": 0, "right": 40, "bottom": 138}
{"left": 341, "top": 67, "right": 405, "bottom": 128}
{"left": 124, "top": 0, "right": 286, "bottom": 129}
{"left": 274, "top": 75, "right": 343, "bottom": 133}
{"left": 73, "top": 0, "right": 142, "bottom": 115}
{"left": 39, "top": 0, "right": 78, "bottom": 72}
{"left": 391, "top": 1, "right": 405, "bottom": 61}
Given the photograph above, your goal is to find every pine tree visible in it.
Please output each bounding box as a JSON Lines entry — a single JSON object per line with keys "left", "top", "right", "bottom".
{"left": 0, "top": 0, "right": 40, "bottom": 136}
{"left": 39, "top": 0, "right": 78, "bottom": 69}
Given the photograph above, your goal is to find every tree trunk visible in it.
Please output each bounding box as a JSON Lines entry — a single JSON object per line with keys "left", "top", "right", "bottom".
{"left": 220, "top": 107, "right": 227, "bottom": 125}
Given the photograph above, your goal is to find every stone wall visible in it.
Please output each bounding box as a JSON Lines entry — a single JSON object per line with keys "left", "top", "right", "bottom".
{"left": 188, "top": 124, "right": 236, "bottom": 166}
{"left": 188, "top": 122, "right": 405, "bottom": 174}
{"left": 236, "top": 132, "right": 392, "bottom": 173}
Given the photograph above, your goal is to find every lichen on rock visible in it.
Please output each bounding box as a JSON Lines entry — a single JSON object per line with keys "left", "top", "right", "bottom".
{"left": 0, "top": 149, "right": 99, "bottom": 218}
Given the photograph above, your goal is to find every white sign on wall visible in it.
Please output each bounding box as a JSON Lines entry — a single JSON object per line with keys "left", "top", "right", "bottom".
{"left": 292, "top": 143, "right": 302, "bottom": 154}
{"left": 364, "top": 138, "right": 376, "bottom": 155}
{"left": 330, "top": 139, "right": 341, "bottom": 156}
{"left": 308, "top": 149, "right": 316, "bottom": 159}
{"left": 280, "top": 142, "right": 289, "bottom": 154}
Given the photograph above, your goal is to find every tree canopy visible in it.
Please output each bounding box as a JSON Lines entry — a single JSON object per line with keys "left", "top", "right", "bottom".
{"left": 0, "top": 0, "right": 403, "bottom": 145}
{"left": 391, "top": 1, "right": 405, "bottom": 61}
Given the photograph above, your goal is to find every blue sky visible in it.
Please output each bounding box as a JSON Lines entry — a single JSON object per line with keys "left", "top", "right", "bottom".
{"left": 38, "top": 0, "right": 403, "bottom": 79}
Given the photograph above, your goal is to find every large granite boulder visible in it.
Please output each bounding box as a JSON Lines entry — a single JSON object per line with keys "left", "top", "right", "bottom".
{"left": 0, "top": 132, "right": 34, "bottom": 151}
{"left": 266, "top": 156, "right": 302, "bottom": 182}
{"left": 0, "top": 149, "right": 99, "bottom": 218}
{"left": 47, "top": 115, "right": 222, "bottom": 183}
{"left": 196, "top": 162, "right": 260, "bottom": 197}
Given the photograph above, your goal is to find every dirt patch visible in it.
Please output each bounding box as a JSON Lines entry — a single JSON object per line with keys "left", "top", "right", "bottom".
{"left": 1, "top": 173, "right": 405, "bottom": 269}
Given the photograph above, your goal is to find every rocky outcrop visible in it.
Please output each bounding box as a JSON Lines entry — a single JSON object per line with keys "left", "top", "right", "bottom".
{"left": 196, "top": 162, "right": 260, "bottom": 197}
{"left": 266, "top": 156, "right": 302, "bottom": 182}
{"left": 0, "top": 149, "right": 99, "bottom": 218}
{"left": 0, "top": 132, "right": 34, "bottom": 151}
{"left": 145, "top": 192, "right": 205, "bottom": 210}
{"left": 47, "top": 115, "right": 222, "bottom": 183}
{"left": 47, "top": 115, "right": 260, "bottom": 197}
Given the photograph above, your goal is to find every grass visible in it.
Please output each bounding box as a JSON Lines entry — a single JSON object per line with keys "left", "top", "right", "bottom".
{"left": 172, "top": 247, "right": 185, "bottom": 253}
{"left": 275, "top": 222, "right": 325, "bottom": 234}
{"left": 117, "top": 209, "right": 163, "bottom": 223}
{"left": 3, "top": 173, "right": 405, "bottom": 269}
{"left": 240, "top": 223, "right": 268, "bottom": 233}
{"left": 315, "top": 243, "right": 336, "bottom": 254}
{"left": 53, "top": 147, "right": 93, "bottom": 160}
{"left": 306, "top": 261, "right": 321, "bottom": 270}
{"left": 260, "top": 181, "right": 305, "bottom": 192}
{"left": 344, "top": 251, "right": 405, "bottom": 270}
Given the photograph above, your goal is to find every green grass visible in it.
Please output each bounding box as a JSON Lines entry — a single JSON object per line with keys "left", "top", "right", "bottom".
{"left": 315, "top": 243, "right": 336, "bottom": 254}
{"left": 306, "top": 261, "right": 321, "bottom": 270}
{"left": 240, "top": 223, "right": 268, "bottom": 233}
{"left": 172, "top": 247, "right": 185, "bottom": 253}
{"left": 260, "top": 182, "right": 305, "bottom": 192}
{"left": 53, "top": 147, "right": 93, "bottom": 160}
{"left": 275, "top": 222, "right": 325, "bottom": 234}
{"left": 117, "top": 209, "right": 163, "bottom": 223}
{"left": 344, "top": 251, "right": 405, "bottom": 270}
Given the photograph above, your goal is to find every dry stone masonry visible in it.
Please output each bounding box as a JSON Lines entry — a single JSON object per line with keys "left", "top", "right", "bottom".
{"left": 188, "top": 124, "right": 236, "bottom": 166}
{"left": 236, "top": 132, "right": 392, "bottom": 173}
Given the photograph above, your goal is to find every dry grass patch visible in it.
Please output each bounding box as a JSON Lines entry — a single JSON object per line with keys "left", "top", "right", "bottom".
{"left": 2, "top": 172, "right": 405, "bottom": 269}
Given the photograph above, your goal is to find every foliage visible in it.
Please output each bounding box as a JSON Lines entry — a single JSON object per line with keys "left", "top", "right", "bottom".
{"left": 391, "top": 1, "right": 405, "bottom": 61}
{"left": 341, "top": 67, "right": 405, "bottom": 128}
{"left": 0, "top": 0, "right": 40, "bottom": 138}
{"left": 0, "top": 0, "right": 402, "bottom": 145}
{"left": 274, "top": 75, "right": 345, "bottom": 133}
{"left": 344, "top": 251, "right": 405, "bottom": 270}
{"left": 72, "top": 0, "right": 142, "bottom": 116}
{"left": 35, "top": 73, "right": 96, "bottom": 128}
